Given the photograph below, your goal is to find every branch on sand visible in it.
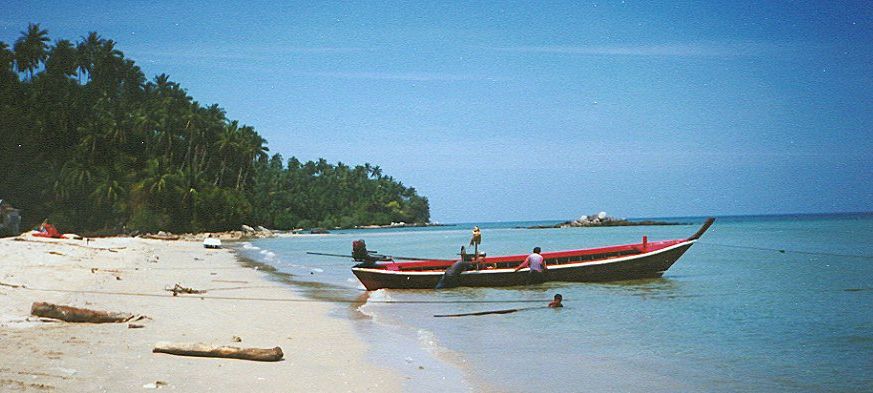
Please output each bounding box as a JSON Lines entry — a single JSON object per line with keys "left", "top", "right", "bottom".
{"left": 153, "top": 342, "right": 284, "bottom": 362}
{"left": 30, "top": 302, "right": 145, "bottom": 323}
{"left": 166, "top": 283, "right": 207, "bottom": 296}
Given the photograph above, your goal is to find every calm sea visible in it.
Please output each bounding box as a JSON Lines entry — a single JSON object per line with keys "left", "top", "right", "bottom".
{"left": 240, "top": 213, "right": 873, "bottom": 392}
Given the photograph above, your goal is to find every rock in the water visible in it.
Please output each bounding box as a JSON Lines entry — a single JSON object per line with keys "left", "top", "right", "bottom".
{"left": 528, "top": 212, "right": 683, "bottom": 229}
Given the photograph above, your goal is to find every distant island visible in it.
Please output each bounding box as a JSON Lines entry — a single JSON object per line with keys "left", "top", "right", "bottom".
{"left": 527, "top": 212, "right": 683, "bottom": 229}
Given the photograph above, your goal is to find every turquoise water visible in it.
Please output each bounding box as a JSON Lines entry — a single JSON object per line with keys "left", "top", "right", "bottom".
{"left": 241, "top": 213, "right": 873, "bottom": 392}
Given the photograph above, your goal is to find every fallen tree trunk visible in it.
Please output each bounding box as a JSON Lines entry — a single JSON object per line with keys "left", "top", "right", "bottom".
{"left": 152, "top": 342, "right": 284, "bottom": 362}
{"left": 30, "top": 302, "right": 135, "bottom": 323}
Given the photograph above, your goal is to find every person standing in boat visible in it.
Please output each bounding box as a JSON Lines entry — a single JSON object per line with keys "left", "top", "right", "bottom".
{"left": 514, "top": 246, "right": 548, "bottom": 284}
{"left": 469, "top": 226, "right": 482, "bottom": 257}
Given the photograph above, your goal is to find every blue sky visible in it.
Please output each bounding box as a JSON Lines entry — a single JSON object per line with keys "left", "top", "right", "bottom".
{"left": 2, "top": 1, "right": 871, "bottom": 222}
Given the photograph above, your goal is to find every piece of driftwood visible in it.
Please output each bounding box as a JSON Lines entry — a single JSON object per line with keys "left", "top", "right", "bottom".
{"left": 30, "top": 302, "right": 135, "bottom": 323}
{"left": 166, "top": 283, "right": 207, "bottom": 296}
{"left": 141, "top": 234, "right": 180, "bottom": 241}
{"left": 152, "top": 342, "right": 284, "bottom": 362}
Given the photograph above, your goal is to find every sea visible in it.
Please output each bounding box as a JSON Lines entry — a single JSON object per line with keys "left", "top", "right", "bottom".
{"left": 237, "top": 213, "right": 873, "bottom": 392}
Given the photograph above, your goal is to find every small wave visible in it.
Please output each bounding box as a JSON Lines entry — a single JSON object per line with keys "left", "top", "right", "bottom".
{"left": 256, "top": 249, "right": 277, "bottom": 261}
{"left": 310, "top": 268, "right": 324, "bottom": 273}
{"left": 241, "top": 242, "right": 261, "bottom": 250}
{"left": 367, "top": 289, "right": 393, "bottom": 303}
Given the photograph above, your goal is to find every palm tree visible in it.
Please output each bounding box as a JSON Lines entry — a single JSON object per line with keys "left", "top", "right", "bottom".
{"left": 215, "top": 120, "right": 240, "bottom": 187}
{"left": 46, "top": 39, "right": 78, "bottom": 77}
{"left": 0, "top": 41, "right": 15, "bottom": 79}
{"left": 76, "top": 32, "right": 102, "bottom": 82}
{"left": 235, "top": 125, "right": 268, "bottom": 189}
{"left": 91, "top": 174, "right": 125, "bottom": 209}
{"left": 370, "top": 165, "right": 383, "bottom": 179}
{"left": 13, "top": 23, "right": 50, "bottom": 79}
{"left": 91, "top": 38, "right": 124, "bottom": 90}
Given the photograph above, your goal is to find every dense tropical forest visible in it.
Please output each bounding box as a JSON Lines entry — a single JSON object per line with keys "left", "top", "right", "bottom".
{"left": 0, "top": 24, "right": 430, "bottom": 234}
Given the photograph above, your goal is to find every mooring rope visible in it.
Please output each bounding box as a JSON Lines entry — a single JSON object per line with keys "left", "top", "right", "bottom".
{"left": 698, "top": 242, "right": 873, "bottom": 260}
{"left": 2, "top": 285, "right": 554, "bottom": 304}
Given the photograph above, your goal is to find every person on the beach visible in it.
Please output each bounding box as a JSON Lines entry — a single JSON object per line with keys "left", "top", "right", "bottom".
{"left": 514, "top": 246, "right": 547, "bottom": 284}
{"left": 548, "top": 294, "right": 563, "bottom": 308}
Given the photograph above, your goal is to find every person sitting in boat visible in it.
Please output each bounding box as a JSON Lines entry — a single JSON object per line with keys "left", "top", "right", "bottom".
{"left": 476, "top": 254, "right": 494, "bottom": 269}
{"left": 548, "top": 294, "right": 563, "bottom": 308}
{"left": 514, "top": 247, "right": 547, "bottom": 284}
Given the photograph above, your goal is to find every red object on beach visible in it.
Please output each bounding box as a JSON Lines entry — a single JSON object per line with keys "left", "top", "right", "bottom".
{"left": 32, "top": 223, "right": 63, "bottom": 238}
{"left": 351, "top": 218, "right": 715, "bottom": 290}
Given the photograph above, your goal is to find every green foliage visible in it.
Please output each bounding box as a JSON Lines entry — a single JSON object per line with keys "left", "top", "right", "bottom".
{"left": 0, "top": 25, "right": 430, "bottom": 234}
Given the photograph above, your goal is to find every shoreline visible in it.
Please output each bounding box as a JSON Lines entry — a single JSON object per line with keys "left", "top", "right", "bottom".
{"left": 0, "top": 235, "right": 403, "bottom": 392}
{"left": 232, "top": 240, "right": 478, "bottom": 392}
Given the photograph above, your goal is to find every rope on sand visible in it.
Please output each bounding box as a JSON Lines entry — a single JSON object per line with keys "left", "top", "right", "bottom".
{"left": 2, "top": 285, "right": 554, "bottom": 304}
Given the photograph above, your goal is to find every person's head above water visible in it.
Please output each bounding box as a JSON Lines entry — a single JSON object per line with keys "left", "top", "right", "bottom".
{"left": 533, "top": 247, "right": 541, "bottom": 254}
{"left": 549, "top": 293, "right": 563, "bottom": 308}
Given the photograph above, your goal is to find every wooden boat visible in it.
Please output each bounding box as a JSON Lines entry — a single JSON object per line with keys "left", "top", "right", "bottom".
{"left": 351, "top": 218, "right": 715, "bottom": 290}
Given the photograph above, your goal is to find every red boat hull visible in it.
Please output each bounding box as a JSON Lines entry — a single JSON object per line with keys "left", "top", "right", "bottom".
{"left": 350, "top": 218, "right": 715, "bottom": 291}
{"left": 352, "top": 241, "right": 695, "bottom": 290}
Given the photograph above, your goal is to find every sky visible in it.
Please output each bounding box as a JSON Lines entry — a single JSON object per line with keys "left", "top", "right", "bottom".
{"left": 2, "top": 1, "right": 872, "bottom": 222}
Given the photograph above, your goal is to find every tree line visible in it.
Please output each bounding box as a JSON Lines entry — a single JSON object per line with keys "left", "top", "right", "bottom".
{"left": 0, "top": 24, "right": 430, "bottom": 234}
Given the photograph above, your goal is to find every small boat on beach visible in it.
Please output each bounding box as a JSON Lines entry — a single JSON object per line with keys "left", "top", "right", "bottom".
{"left": 203, "top": 236, "right": 222, "bottom": 249}
{"left": 350, "top": 218, "right": 715, "bottom": 290}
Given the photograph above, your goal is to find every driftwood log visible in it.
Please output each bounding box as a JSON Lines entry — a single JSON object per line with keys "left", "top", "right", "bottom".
{"left": 30, "top": 302, "right": 135, "bottom": 323}
{"left": 153, "top": 342, "right": 284, "bottom": 362}
{"left": 166, "top": 283, "right": 207, "bottom": 296}
{"left": 141, "top": 234, "right": 180, "bottom": 241}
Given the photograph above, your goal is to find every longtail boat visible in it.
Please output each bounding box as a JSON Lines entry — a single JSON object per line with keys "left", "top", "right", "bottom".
{"left": 350, "top": 218, "right": 715, "bottom": 290}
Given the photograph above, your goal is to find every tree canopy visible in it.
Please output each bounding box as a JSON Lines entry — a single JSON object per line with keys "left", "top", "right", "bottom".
{"left": 0, "top": 24, "right": 430, "bottom": 234}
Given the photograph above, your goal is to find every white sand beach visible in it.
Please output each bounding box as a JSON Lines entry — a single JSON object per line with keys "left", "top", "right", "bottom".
{"left": 0, "top": 235, "right": 402, "bottom": 392}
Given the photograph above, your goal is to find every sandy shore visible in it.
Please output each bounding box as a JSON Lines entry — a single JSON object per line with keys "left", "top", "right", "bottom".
{"left": 0, "top": 236, "right": 402, "bottom": 392}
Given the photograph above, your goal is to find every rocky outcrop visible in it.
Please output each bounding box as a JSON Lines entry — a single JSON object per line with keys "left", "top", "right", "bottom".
{"left": 528, "top": 212, "right": 682, "bottom": 229}
{"left": 141, "top": 225, "right": 277, "bottom": 241}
